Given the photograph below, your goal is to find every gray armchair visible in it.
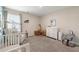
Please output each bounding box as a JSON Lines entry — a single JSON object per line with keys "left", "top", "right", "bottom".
{"left": 62, "top": 31, "right": 76, "bottom": 47}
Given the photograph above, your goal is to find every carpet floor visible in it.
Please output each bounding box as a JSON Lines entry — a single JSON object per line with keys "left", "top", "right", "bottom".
{"left": 28, "top": 36, "right": 79, "bottom": 52}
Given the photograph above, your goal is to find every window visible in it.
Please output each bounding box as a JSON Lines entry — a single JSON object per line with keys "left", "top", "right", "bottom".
{"left": 6, "top": 13, "right": 21, "bottom": 32}
{"left": 0, "top": 7, "right": 3, "bottom": 41}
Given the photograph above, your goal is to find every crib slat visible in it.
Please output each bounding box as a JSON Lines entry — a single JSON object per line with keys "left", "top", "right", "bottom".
{"left": 1, "top": 36, "right": 3, "bottom": 48}
{"left": 7, "top": 35, "right": 10, "bottom": 46}
{"left": 4, "top": 35, "right": 7, "bottom": 47}
{"left": 13, "top": 34, "right": 15, "bottom": 45}
{"left": 18, "top": 34, "right": 19, "bottom": 45}
{"left": 10, "top": 35, "right": 11, "bottom": 46}
{"left": 0, "top": 31, "right": 22, "bottom": 49}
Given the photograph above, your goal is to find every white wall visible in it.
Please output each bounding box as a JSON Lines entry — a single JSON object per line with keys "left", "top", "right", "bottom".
{"left": 6, "top": 7, "right": 79, "bottom": 44}
{"left": 40, "top": 7, "right": 79, "bottom": 44}
{"left": 6, "top": 8, "right": 40, "bottom": 36}
{"left": 21, "top": 13, "right": 40, "bottom": 36}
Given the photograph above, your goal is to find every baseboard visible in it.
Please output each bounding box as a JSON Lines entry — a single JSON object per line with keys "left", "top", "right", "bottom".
{"left": 46, "top": 36, "right": 57, "bottom": 40}
{"left": 28, "top": 35, "right": 34, "bottom": 37}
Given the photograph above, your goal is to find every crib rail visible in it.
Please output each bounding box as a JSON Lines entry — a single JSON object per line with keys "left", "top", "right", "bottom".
{"left": 0, "top": 33, "right": 21, "bottom": 49}
{"left": 0, "top": 28, "right": 28, "bottom": 51}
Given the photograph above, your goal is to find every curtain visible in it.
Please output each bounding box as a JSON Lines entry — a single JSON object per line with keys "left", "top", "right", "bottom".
{"left": 0, "top": 7, "right": 6, "bottom": 47}
{"left": 2, "top": 7, "right": 7, "bottom": 34}
{"left": 0, "top": 7, "right": 3, "bottom": 41}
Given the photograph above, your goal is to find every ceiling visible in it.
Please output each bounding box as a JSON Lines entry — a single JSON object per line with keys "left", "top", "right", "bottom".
{"left": 6, "top": 6, "right": 69, "bottom": 16}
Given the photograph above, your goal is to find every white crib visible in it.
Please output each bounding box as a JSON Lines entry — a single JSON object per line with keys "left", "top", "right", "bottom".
{"left": 0, "top": 29, "right": 30, "bottom": 52}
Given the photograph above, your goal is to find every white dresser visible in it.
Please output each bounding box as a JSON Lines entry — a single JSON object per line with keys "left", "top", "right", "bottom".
{"left": 46, "top": 27, "right": 58, "bottom": 39}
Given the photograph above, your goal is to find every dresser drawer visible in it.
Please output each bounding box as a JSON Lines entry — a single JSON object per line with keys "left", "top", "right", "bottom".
{"left": 46, "top": 27, "right": 58, "bottom": 39}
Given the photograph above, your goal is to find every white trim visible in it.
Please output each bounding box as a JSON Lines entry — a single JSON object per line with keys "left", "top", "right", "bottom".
{"left": 0, "top": 43, "right": 30, "bottom": 52}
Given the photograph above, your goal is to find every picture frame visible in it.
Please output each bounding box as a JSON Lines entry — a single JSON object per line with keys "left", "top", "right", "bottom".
{"left": 50, "top": 19, "right": 56, "bottom": 27}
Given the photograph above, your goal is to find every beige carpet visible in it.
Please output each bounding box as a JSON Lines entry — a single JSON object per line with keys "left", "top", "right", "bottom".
{"left": 28, "top": 36, "right": 79, "bottom": 52}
